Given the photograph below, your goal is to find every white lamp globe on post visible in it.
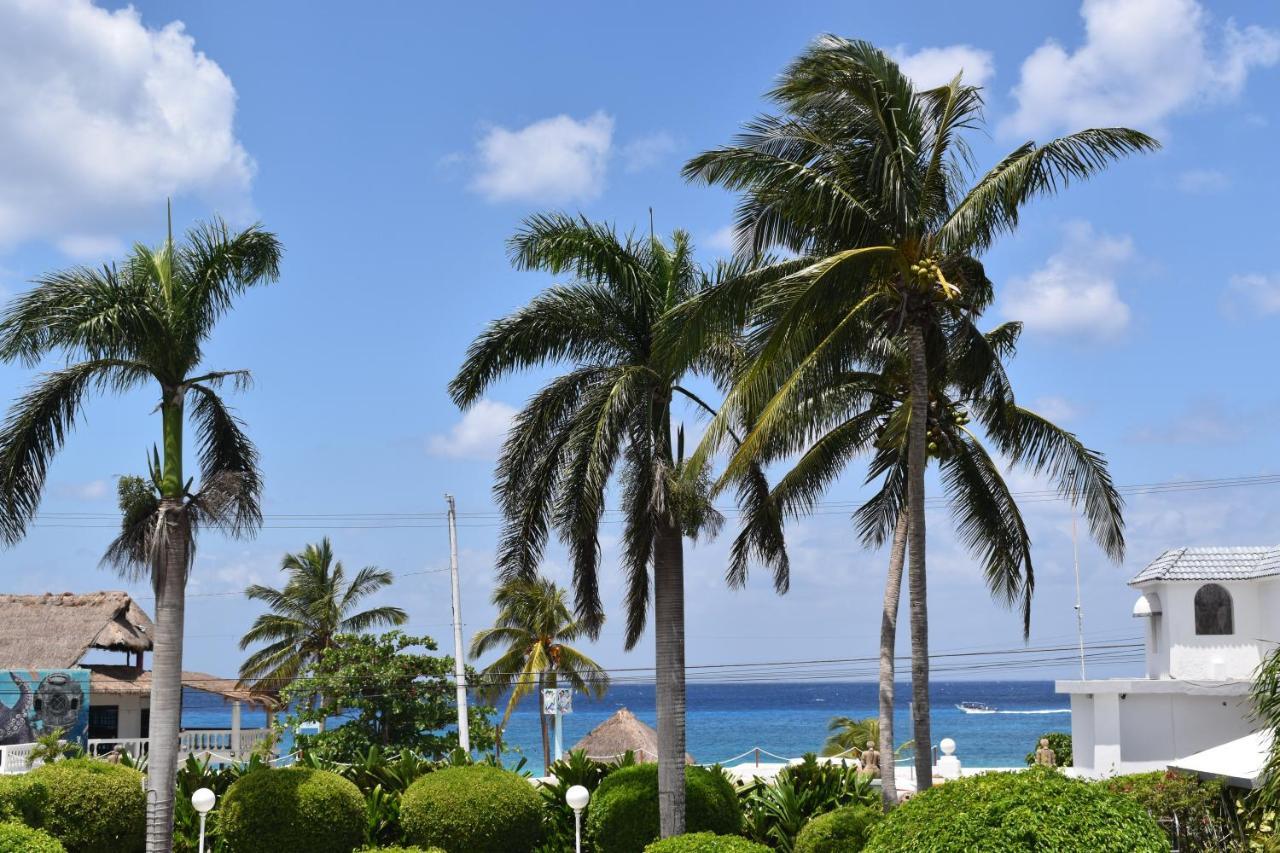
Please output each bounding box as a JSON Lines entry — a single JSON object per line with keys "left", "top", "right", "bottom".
{"left": 566, "top": 784, "right": 590, "bottom": 853}
{"left": 191, "top": 787, "right": 216, "bottom": 853}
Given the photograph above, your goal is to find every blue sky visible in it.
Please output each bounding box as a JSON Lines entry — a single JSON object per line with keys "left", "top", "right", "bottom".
{"left": 0, "top": 0, "right": 1277, "bottom": 682}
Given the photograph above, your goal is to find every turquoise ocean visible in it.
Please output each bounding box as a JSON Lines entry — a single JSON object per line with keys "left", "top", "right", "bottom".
{"left": 182, "top": 680, "right": 1069, "bottom": 776}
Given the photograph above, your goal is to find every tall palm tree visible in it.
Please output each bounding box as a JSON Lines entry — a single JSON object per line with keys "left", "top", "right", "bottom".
{"left": 237, "top": 537, "right": 408, "bottom": 696}
{"left": 450, "top": 213, "right": 785, "bottom": 836}
{"left": 0, "top": 211, "right": 281, "bottom": 851}
{"left": 680, "top": 37, "right": 1155, "bottom": 789}
{"left": 470, "top": 575, "right": 609, "bottom": 770}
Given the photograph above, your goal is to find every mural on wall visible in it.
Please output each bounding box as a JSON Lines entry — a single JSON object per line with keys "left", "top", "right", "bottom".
{"left": 0, "top": 670, "right": 89, "bottom": 746}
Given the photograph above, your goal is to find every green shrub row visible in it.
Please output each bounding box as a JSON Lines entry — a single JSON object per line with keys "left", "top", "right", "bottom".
{"left": 0, "top": 760, "right": 146, "bottom": 853}
{"left": 586, "top": 764, "right": 741, "bottom": 853}
{"left": 0, "top": 822, "right": 64, "bottom": 853}
{"left": 643, "top": 832, "right": 770, "bottom": 852}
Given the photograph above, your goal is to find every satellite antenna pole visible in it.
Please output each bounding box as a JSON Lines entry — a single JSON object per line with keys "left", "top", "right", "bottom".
{"left": 447, "top": 494, "right": 471, "bottom": 751}
{"left": 1072, "top": 516, "right": 1087, "bottom": 680}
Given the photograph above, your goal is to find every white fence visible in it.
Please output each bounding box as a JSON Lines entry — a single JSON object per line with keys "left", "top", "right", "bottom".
{"left": 0, "top": 742, "right": 37, "bottom": 774}
{"left": 83, "top": 728, "right": 274, "bottom": 764}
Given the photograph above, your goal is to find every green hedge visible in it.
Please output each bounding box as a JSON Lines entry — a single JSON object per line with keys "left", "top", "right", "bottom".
{"left": 360, "top": 847, "right": 447, "bottom": 853}
{"left": 0, "top": 775, "right": 47, "bottom": 826}
{"left": 643, "top": 832, "right": 771, "bottom": 853}
{"left": 794, "top": 804, "right": 881, "bottom": 853}
{"left": 0, "top": 822, "right": 64, "bottom": 853}
{"left": 401, "top": 765, "right": 543, "bottom": 853}
{"left": 1100, "top": 771, "right": 1230, "bottom": 850}
{"left": 862, "top": 768, "right": 1167, "bottom": 852}
{"left": 220, "top": 767, "right": 364, "bottom": 853}
{"left": 29, "top": 759, "right": 144, "bottom": 853}
{"left": 586, "top": 764, "right": 742, "bottom": 853}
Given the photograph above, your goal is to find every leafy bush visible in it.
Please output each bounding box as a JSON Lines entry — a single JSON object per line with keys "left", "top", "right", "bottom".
{"left": 173, "top": 753, "right": 271, "bottom": 853}
{"left": 1023, "top": 732, "right": 1073, "bottom": 767}
{"left": 643, "top": 832, "right": 772, "bottom": 852}
{"left": 0, "top": 774, "right": 47, "bottom": 826}
{"left": 537, "top": 749, "right": 637, "bottom": 853}
{"left": 862, "top": 768, "right": 1167, "bottom": 852}
{"left": 0, "top": 822, "right": 64, "bottom": 853}
{"left": 586, "top": 764, "right": 741, "bottom": 853}
{"left": 359, "top": 847, "right": 446, "bottom": 852}
{"left": 1101, "top": 770, "right": 1234, "bottom": 851}
{"left": 29, "top": 758, "right": 145, "bottom": 853}
{"left": 794, "top": 804, "right": 880, "bottom": 853}
{"left": 739, "top": 755, "right": 876, "bottom": 852}
{"left": 220, "top": 767, "right": 365, "bottom": 853}
{"left": 401, "top": 765, "right": 543, "bottom": 853}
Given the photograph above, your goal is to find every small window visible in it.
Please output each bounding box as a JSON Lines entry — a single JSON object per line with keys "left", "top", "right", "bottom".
{"left": 1194, "top": 584, "right": 1233, "bottom": 635}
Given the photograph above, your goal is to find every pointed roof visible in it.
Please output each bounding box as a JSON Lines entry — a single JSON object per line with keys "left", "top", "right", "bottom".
{"left": 571, "top": 708, "right": 694, "bottom": 765}
{"left": 0, "top": 592, "right": 153, "bottom": 669}
{"left": 1129, "top": 547, "right": 1280, "bottom": 585}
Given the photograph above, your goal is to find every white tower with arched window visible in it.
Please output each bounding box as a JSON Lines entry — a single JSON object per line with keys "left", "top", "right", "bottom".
{"left": 1057, "top": 546, "right": 1280, "bottom": 777}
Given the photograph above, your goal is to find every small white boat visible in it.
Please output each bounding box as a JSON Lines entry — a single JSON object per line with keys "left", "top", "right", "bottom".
{"left": 956, "top": 701, "right": 997, "bottom": 714}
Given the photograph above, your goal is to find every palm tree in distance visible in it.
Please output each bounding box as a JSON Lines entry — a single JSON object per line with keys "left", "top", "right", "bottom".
{"left": 679, "top": 36, "right": 1155, "bottom": 790}
{"left": 237, "top": 537, "right": 408, "bottom": 698}
{"left": 470, "top": 575, "right": 609, "bottom": 770}
{"left": 0, "top": 209, "right": 281, "bottom": 852}
{"left": 450, "top": 214, "right": 786, "bottom": 837}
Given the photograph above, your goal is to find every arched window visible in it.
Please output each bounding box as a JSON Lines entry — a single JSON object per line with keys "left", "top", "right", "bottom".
{"left": 1194, "top": 584, "right": 1233, "bottom": 635}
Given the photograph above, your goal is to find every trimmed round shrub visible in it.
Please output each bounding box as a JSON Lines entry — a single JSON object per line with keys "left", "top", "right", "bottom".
{"left": 644, "top": 832, "right": 771, "bottom": 852}
{"left": 863, "top": 768, "right": 1168, "bottom": 852}
{"left": 401, "top": 765, "right": 543, "bottom": 853}
{"left": 360, "top": 848, "right": 447, "bottom": 853}
{"left": 795, "top": 804, "right": 881, "bottom": 853}
{"left": 220, "top": 767, "right": 364, "bottom": 853}
{"left": 587, "top": 764, "right": 742, "bottom": 853}
{"left": 0, "top": 774, "right": 47, "bottom": 826}
{"left": 29, "top": 758, "right": 144, "bottom": 853}
{"left": 0, "top": 822, "right": 64, "bottom": 853}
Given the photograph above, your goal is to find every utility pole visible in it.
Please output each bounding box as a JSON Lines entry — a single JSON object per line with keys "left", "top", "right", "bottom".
{"left": 446, "top": 494, "right": 471, "bottom": 751}
{"left": 1072, "top": 516, "right": 1087, "bottom": 680}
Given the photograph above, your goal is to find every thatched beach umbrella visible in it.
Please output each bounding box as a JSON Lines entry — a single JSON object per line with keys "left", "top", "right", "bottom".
{"left": 572, "top": 708, "right": 694, "bottom": 764}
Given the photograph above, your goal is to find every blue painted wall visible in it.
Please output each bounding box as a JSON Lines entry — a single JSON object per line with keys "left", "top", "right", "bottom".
{"left": 0, "top": 669, "right": 90, "bottom": 745}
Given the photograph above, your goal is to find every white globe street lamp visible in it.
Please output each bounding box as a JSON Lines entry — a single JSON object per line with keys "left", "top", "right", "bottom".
{"left": 191, "top": 787, "right": 216, "bottom": 853}
{"left": 566, "top": 784, "right": 590, "bottom": 853}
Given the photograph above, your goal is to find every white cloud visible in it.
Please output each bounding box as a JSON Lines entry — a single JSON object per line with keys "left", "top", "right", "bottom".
{"left": 427, "top": 399, "right": 516, "bottom": 460}
{"left": 1030, "top": 395, "right": 1080, "bottom": 423}
{"left": 54, "top": 479, "right": 110, "bottom": 500}
{"left": 1175, "top": 168, "right": 1230, "bottom": 193}
{"left": 704, "top": 225, "right": 737, "bottom": 254}
{"left": 892, "top": 44, "right": 995, "bottom": 89}
{"left": 1224, "top": 273, "right": 1280, "bottom": 316}
{"left": 472, "top": 112, "right": 613, "bottom": 203}
{"left": 1002, "top": 0, "right": 1280, "bottom": 136}
{"left": 621, "top": 132, "right": 676, "bottom": 173}
{"left": 1001, "top": 221, "right": 1133, "bottom": 340}
{"left": 0, "top": 0, "right": 253, "bottom": 251}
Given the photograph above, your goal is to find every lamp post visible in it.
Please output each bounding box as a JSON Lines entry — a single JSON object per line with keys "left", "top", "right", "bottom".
{"left": 191, "top": 787, "right": 216, "bottom": 853}
{"left": 566, "top": 784, "right": 590, "bottom": 853}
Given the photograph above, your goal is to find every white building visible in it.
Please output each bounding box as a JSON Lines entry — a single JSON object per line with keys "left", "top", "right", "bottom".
{"left": 1058, "top": 547, "right": 1280, "bottom": 777}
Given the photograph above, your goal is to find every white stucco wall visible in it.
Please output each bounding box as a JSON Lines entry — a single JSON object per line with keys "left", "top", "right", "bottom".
{"left": 1140, "top": 578, "right": 1277, "bottom": 680}
{"left": 1117, "top": 693, "right": 1254, "bottom": 764}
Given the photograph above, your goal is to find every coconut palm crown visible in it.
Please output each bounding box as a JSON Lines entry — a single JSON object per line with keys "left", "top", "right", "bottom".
{"left": 0, "top": 211, "right": 281, "bottom": 852}
{"left": 470, "top": 575, "right": 608, "bottom": 769}
{"left": 238, "top": 537, "right": 408, "bottom": 693}
{"left": 678, "top": 36, "right": 1154, "bottom": 790}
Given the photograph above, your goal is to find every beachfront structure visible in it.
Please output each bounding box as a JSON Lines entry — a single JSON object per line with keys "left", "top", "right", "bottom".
{"left": 1058, "top": 547, "right": 1279, "bottom": 777}
{"left": 0, "top": 592, "right": 273, "bottom": 773}
{"left": 572, "top": 708, "right": 694, "bottom": 765}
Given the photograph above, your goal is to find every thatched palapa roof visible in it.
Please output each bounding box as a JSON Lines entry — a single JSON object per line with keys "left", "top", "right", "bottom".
{"left": 571, "top": 708, "right": 694, "bottom": 765}
{"left": 87, "top": 665, "right": 276, "bottom": 709}
{"left": 0, "top": 592, "right": 153, "bottom": 669}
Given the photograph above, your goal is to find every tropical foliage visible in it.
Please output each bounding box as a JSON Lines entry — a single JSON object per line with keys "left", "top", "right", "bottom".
{"left": 239, "top": 537, "right": 407, "bottom": 693}
{"left": 0, "top": 211, "right": 281, "bottom": 849}
{"left": 470, "top": 575, "right": 609, "bottom": 768}
{"left": 738, "top": 755, "right": 876, "bottom": 852}
{"left": 679, "top": 35, "right": 1150, "bottom": 790}
{"left": 282, "top": 631, "right": 494, "bottom": 762}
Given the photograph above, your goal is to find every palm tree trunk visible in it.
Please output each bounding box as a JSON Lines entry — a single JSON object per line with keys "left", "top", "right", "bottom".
{"left": 878, "top": 510, "right": 909, "bottom": 808}
{"left": 905, "top": 320, "right": 932, "bottom": 791}
{"left": 654, "top": 519, "right": 686, "bottom": 838}
{"left": 146, "top": 497, "right": 188, "bottom": 853}
{"left": 538, "top": 674, "right": 550, "bottom": 772}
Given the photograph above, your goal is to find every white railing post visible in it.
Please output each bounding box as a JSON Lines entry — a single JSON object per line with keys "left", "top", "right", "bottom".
{"left": 231, "top": 702, "right": 242, "bottom": 756}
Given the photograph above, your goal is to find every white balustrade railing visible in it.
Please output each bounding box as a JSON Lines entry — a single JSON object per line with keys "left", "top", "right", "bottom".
{"left": 82, "top": 728, "right": 273, "bottom": 766}
{"left": 0, "top": 742, "right": 37, "bottom": 774}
